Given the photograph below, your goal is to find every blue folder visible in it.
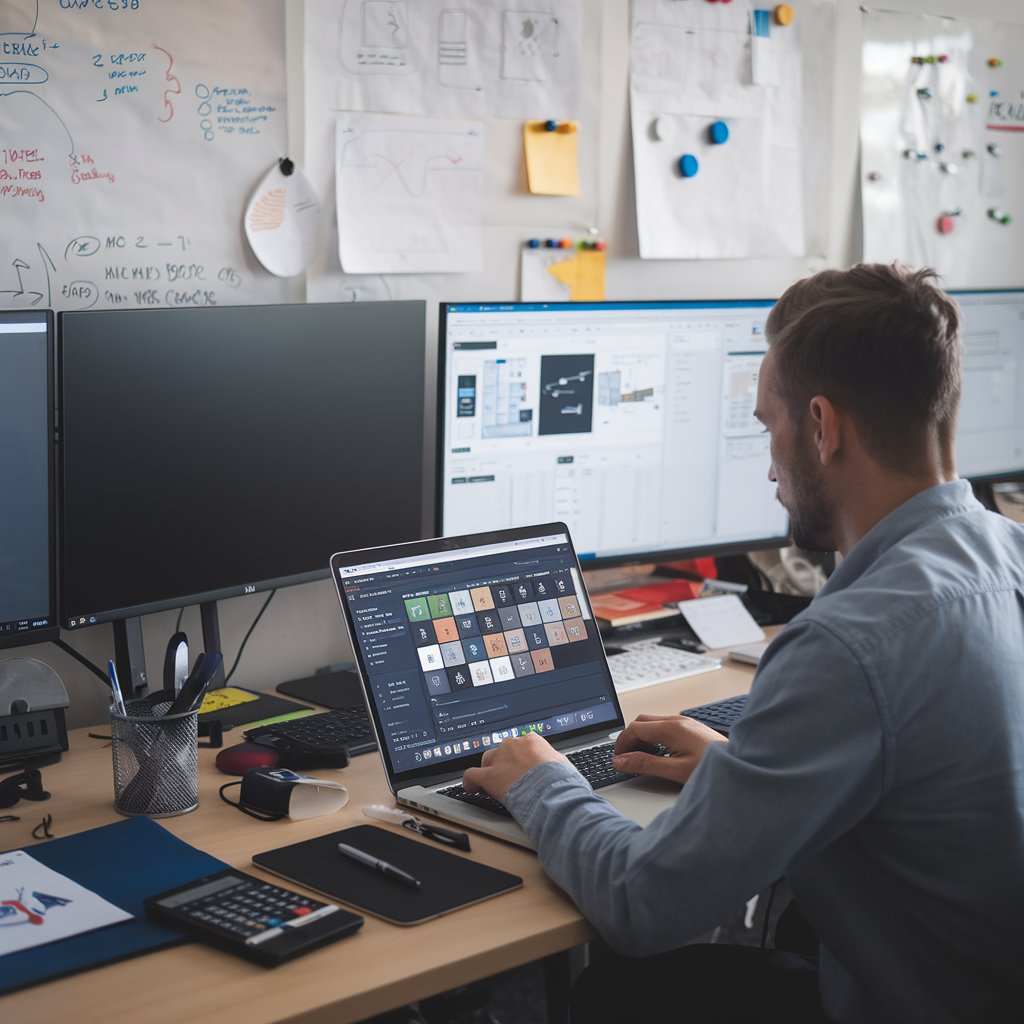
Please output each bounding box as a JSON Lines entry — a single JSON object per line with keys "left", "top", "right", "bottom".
{"left": 0, "top": 816, "right": 226, "bottom": 995}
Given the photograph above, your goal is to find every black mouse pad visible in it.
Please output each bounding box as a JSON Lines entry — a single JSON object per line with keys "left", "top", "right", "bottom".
{"left": 252, "top": 825, "right": 522, "bottom": 926}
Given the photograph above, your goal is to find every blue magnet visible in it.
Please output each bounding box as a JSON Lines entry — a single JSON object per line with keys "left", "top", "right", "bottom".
{"left": 708, "top": 120, "right": 729, "bottom": 145}
{"left": 527, "top": 238, "right": 541, "bottom": 248}
{"left": 544, "top": 238, "right": 558, "bottom": 248}
{"left": 544, "top": 119, "right": 558, "bottom": 132}
{"left": 678, "top": 153, "right": 699, "bottom": 178}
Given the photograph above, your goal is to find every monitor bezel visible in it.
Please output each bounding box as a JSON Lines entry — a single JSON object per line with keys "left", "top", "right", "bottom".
{"left": 56, "top": 301, "right": 428, "bottom": 630}
{"left": 0, "top": 308, "right": 59, "bottom": 650}
{"left": 330, "top": 521, "right": 627, "bottom": 790}
{"left": 437, "top": 299, "right": 792, "bottom": 568}
{"left": 949, "top": 288, "right": 1024, "bottom": 485}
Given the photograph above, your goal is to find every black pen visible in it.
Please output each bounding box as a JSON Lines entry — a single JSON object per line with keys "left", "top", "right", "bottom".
{"left": 337, "top": 842, "right": 422, "bottom": 889}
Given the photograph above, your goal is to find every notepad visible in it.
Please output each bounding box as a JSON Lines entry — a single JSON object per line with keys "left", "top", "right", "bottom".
{"left": 523, "top": 120, "right": 580, "bottom": 196}
{"left": 253, "top": 825, "right": 522, "bottom": 926}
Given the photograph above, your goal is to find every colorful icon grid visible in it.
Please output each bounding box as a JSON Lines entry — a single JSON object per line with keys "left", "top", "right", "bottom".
{"left": 407, "top": 573, "right": 586, "bottom": 696}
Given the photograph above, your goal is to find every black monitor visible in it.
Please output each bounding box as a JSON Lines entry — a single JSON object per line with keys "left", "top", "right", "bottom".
{"left": 952, "top": 289, "right": 1024, "bottom": 482}
{"left": 438, "top": 301, "right": 790, "bottom": 567}
{"left": 0, "top": 310, "right": 57, "bottom": 649}
{"left": 59, "top": 301, "right": 427, "bottom": 692}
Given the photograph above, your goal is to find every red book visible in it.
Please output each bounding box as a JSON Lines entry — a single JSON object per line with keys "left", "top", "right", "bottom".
{"left": 590, "top": 579, "right": 702, "bottom": 627}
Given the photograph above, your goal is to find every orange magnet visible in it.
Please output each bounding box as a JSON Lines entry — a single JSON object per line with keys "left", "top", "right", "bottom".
{"left": 774, "top": 4, "right": 794, "bottom": 26}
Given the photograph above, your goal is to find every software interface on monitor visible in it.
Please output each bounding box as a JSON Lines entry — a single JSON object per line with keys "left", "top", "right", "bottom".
{"left": 955, "top": 291, "right": 1024, "bottom": 479}
{"left": 338, "top": 533, "right": 619, "bottom": 775}
{"left": 0, "top": 313, "right": 52, "bottom": 638}
{"left": 441, "top": 302, "right": 789, "bottom": 561}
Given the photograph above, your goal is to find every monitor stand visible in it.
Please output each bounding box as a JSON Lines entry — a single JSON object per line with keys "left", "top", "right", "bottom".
{"left": 113, "top": 599, "right": 227, "bottom": 698}
{"left": 276, "top": 667, "right": 365, "bottom": 710}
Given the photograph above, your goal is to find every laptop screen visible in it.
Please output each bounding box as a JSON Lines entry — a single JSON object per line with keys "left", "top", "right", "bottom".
{"left": 333, "top": 525, "right": 624, "bottom": 784}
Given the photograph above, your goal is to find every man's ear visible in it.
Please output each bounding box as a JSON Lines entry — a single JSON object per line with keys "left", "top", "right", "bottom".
{"left": 808, "top": 395, "right": 840, "bottom": 466}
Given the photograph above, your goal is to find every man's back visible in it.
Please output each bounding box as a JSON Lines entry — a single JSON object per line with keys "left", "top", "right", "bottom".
{"left": 776, "top": 480, "right": 1024, "bottom": 1021}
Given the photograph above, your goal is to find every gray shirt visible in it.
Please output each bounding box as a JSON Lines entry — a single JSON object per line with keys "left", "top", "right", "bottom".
{"left": 505, "top": 480, "right": 1024, "bottom": 1022}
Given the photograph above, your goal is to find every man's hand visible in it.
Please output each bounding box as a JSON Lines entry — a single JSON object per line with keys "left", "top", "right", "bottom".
{"left": 463, "top": 733, "right": 571, "bottom": 803}
{"left": 612, "top": 714, "right": 727, "bottom": 786}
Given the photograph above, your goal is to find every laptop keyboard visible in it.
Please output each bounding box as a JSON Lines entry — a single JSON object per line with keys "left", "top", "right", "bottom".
{"left": 438, "top": 742, "right": 632, "bottom": 818}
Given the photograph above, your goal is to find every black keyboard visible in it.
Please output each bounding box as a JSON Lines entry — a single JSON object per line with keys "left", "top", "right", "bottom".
{"left": 680, "top": 694, "right": 748, "bottom": 735}
{"left": 246, "top": 707, "right": 377, "bottom": 757}
{"left": 438, "top": 743, "right": 632, "bottom": 818}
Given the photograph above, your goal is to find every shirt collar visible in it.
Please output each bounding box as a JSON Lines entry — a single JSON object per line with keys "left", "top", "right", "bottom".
{"left": 819, "top": 479, "right": 980, "bottom": 596}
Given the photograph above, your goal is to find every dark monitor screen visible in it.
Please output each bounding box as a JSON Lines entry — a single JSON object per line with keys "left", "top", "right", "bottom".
{"left": 438, "top": 301, "right": 790, "bottom": 566}
{"left": 0, "top": 310, "right": 57, "bottom": 648}
{"left": 952, "top": 290, "right": 1024, "bottom": 481}
{"left": 59, "top": 301, "right": 426, "bottom": 629}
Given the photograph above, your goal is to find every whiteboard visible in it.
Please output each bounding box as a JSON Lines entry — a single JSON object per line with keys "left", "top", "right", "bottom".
{"left": 0, "top": 0, "right": 290, "bottom": 312}
{"left": 861, "top": 9, "right": 1024, "bottom": 287}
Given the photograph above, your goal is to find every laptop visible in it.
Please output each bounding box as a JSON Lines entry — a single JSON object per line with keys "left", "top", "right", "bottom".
{"left": 330, "top": 523, "right": 682, "bottom": 849}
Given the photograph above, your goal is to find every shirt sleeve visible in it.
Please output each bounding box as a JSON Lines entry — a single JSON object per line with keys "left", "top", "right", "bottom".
{"left": 503, "top": 619, "right": 888, "bottom": 956}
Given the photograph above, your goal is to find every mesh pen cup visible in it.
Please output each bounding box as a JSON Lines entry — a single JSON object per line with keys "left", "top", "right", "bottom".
{"left": 110, "top": 699, "right": 199, "bottom": 817}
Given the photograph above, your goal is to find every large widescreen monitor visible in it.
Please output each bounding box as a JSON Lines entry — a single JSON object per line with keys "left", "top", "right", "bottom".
{"left": 0, "top": 310, "right": 57, "bottom": 649}
{"left": 953, "top": 289, "right": 1024, "bottom": 482}
{"left": 59, "top": 301, "right": 427, "bottom": 630}
{"left": 438, "top": 301, "right": 789, "bottom": 565}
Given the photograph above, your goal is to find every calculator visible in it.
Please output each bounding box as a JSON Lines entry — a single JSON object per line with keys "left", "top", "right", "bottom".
{"left": 146, "top": 868, "right": 363, "bottom": 966}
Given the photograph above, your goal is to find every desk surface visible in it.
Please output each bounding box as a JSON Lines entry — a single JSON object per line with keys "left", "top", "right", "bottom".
{"left": 1, "top": 649, "right": 760, "bottom": 1024}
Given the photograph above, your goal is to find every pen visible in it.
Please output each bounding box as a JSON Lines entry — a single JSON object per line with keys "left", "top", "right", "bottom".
{"left": 107, "top": 659, "right": 127, "bottom": 716}
{"left": 336, "top": 842, "right": 422, "bottom": 889}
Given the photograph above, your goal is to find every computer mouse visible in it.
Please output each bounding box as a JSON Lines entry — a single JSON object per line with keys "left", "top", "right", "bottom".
{"left": 215, "top": 741, "right": 279, "bottom": 776}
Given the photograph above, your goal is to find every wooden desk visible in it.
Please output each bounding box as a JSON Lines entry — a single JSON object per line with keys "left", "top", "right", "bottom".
{"left": 1, "top": 653, "right": 758, "bottom": 1024}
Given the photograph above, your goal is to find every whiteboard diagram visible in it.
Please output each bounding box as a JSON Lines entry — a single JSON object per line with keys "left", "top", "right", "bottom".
{"left": 861, "top": 10, "right": 1024, "bottom": 287}
{"left": 335, "top": 113, "right": 484, "bottom": 273}
{"left": 0, "top": 0, "right": 289, "bottom": 311}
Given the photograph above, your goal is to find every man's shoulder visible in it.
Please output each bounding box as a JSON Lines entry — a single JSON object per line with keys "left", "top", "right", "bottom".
{"left": 799, "top": 505, "right": 1024, "bottom": 652}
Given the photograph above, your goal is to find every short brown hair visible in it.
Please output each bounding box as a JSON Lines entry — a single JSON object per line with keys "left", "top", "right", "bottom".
{"left": 765, "top": 263, "right": 962, "bottom": 472}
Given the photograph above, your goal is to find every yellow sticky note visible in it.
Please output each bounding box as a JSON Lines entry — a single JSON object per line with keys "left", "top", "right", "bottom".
{"left": 523, "top": 121, "right": 580, "bottom": 196}
{"left": 199, "top": 686, "right": 259, "bottom": 714}
{"left": 547, "top": 250, "right": 605, "bottom": 301}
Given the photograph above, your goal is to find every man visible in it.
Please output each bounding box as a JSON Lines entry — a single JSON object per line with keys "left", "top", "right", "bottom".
{"left": 464, "top": 264, "right": 1024, "bottom": 1022}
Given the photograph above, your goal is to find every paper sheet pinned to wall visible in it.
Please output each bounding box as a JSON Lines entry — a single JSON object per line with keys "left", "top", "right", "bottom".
{"left": 523, "top": 121, "right": 580, "bottom": 195}
{"left": 245, "top": 162, "right": 321, "bottom": 278}
{"left": 335, "top": 113, "right": 484, "bottom": 273}
{"left": 860, "top": 10, "right": 1024, "bottom": 286}
{"left": 307, "top": 0, "right": 583, "bottom": 120}
{"left": 629, "top": 0, "right": 813, "bottom": 260}
{"left": 521, "top": 247, "right": 604, "bottom": 301}
{"left": 0, "top": 0, "right": 289, "bottom": 310}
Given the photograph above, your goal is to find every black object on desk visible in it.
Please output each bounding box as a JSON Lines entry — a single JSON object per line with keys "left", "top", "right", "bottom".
{"left": 146, "top": 868, "right": 363, "bottom": 966}
{"left": 253, "top": 824, "right": 522, "bottom": 926}
{"left": 246, "top": 707, "right": 375, "bottom": 763}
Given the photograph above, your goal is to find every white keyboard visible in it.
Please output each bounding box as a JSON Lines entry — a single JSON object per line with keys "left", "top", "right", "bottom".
{"left": 607, "top": 639, "right": 721, "bottom": 692}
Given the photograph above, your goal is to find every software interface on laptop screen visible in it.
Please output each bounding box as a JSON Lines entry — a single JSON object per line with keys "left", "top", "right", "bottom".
{"left": 337, "top": 532, "right": 621, "bottom": 775}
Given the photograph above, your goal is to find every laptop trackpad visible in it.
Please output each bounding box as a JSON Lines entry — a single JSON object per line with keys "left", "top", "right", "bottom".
{"left": 601, "top": 775, "right": 680, "bottom": 827}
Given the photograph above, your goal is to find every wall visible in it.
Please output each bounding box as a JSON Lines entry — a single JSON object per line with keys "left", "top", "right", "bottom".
{"left": 4, "top": 0, "right": 1020, "bottom": 729}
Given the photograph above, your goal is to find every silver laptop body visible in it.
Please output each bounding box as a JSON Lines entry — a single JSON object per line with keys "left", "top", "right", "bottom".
{"left": 331, "top": 524, "right": 680, "bottom": 850}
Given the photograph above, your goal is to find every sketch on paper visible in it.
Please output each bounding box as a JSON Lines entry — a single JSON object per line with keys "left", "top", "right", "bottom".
{"left": 502, "top": 11, "right": 561, "bottom": 81}
{"left": 340, "top": 0, "right": 412, "bottom": 75}
{"left": 335, "top": 113, "right": 484, "bottom": 273}
{"left": 439, "top": 8, "right": 482, "bottom": 91}
{"left": 319, "top": 0, "right": 582, "bottom": 118}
